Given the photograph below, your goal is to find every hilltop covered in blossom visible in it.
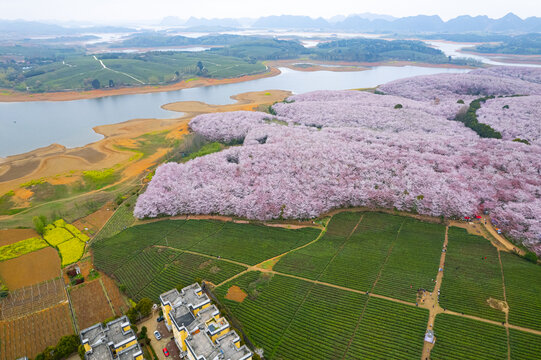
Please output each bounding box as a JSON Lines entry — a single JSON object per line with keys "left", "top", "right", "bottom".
{"left": 477, "top": 95, "right": 541, "bottom": 145}
{"left": 135, "top": 66, "right": 541, "bottom": 254}
{"left": 379, "top": 72, "right": 541, "bottom": 102}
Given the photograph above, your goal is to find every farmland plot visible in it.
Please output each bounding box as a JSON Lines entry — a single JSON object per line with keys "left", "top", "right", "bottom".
{"left": 318, "top": 212, "right": 404, "bottom": 290}
{"left": 274, "top": 212, "right": 364, "bottom": 279}
{"left": 70, "top": 279, "right": 115, "bottom": 329}
{"left": 135, "top": 252, "right": 246, "bottom": 302}
{"left": 345, "top": 297, "right": 428, "bottom": 360}
{"left": 438, "top": 227, "right": 505, "bottom": 322}
{"left": 431, "top": 313, "right": 507, "bottom": 360}
{"left": 0, "top": 278, "right": 66, "bottom": 321}
{"left": 0, "top": 303, "right": 74, "bottom": 360}
{"left": 500, "top": 251, "right": 541, "bottom": 331}
{"left": 373, "top": 219, "right": 445, "bottom": 302}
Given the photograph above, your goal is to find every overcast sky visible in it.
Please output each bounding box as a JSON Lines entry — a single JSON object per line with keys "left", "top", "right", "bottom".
{"left": 1, "top": 0, "right": 539, "bottom": 23}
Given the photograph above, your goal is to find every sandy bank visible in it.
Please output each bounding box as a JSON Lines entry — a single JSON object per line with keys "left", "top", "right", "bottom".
{"left": 0, "top": 90, "right": 290, "bottom": 196}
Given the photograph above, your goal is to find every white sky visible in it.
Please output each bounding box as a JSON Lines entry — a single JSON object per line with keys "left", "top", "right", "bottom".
{"left": 0, "top": 0, "right": 539, "bottom": 23}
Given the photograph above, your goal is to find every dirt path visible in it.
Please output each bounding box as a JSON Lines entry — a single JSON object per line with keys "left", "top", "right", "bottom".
{"left": 421, "top": 226, "right": 449, "bottom": 359}
{"left": 215, "top": 220, "right": 328, "bottom": 287}
{"left": 482, "top": 216, "right": 524, "bottom": 255}
{"left": 93, "top": 55, "right": 145, "bottom": 85}
{"left": 498, "top": 250, "right": 511, "bottom": 360}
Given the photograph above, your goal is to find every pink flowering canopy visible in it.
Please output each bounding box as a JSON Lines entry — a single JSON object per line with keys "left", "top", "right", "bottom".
{"left": 136, "top": 68, "right": 541, "bottom": 255}
{"left": 477, "top": 96, "right": 541, "bottom": 145}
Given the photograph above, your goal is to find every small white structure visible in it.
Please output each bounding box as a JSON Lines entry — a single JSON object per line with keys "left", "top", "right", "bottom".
{"left": 424, "top": 330, "right": 435, "bottom": 344}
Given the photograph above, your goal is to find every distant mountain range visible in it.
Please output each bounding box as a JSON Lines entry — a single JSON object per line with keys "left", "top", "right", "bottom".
{"left": 251, "top": 13, "right": 541, "bottom": 32}
{"left": 158, "top": 13, "right": 541, "bottom": 33}
{"left": 2, "top": 12, "right": 541, "bottom": 38}
{"left": 0, "top": 19, "right": 134, "bottom": 37}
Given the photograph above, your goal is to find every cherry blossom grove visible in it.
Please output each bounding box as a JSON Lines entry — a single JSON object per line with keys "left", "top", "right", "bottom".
{"left": 135, "top": 69, "right": 541, "bottom": 254}
{"left": 378, "top": 73, "right": 541, "bottom": 102}
{"left": 471, "top": 66, "right": 541, "bottom": 85}
{"left": 477, "top": 95, "right": 541, "bottom": 145}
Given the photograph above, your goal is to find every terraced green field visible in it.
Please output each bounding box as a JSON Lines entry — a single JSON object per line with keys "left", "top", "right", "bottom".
{"left": 21, "top": 52, "right": 267, "bottom": 92}
{"left": 317, "top": 212, "right": 403, "bottom": 290}
{"left": 91, "top": 211, "right": 541, "bottom": 359}
{"left": 372, "top": 219, "right": 445, "bottom": 302}
{"left": 500, "top": 251, "right": 541, "bottom": 331}
{"left": 92, "top": 219, "right": 319, "bottom": 300}
{"left": 345, "top": 297, "right": 428, "bottom": 360}
{"left": 509, "top": 329, "right": 541, "bottom": 359}
{"left": 216, "top": 272, "right": 428, "bottom": 359}
{"left": 431, "top": 314, "right": 508, "bottom": 360}
{"left": 273, "top": 212, "right": 363, "bottom": 279}
{"left": 135, "top": 252, "right": 246, "bottom": 302}
{"left": 438, "top": 227, "right": 505, "bottom": 322}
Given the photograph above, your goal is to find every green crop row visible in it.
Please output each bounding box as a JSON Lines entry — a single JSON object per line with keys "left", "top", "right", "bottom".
{"left": 373, "top": 219, "right": 445, "bottom": 302}
{"left": 439, "top": 227, "right": 505, "bottom": 322}
{"left": 500, "top": 251, "right": 541, "bottom": 331}
{"left": 345, "top": 297, "right": 428, "bottom": 360}
{"left": 431, "top": 313, "right": 508, "bottom": 359}
{"left": 135, "top": 252, "right": 246, "bottom": 302}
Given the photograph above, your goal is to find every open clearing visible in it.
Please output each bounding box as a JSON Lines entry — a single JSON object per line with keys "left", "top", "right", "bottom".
{"left": 225, "top": 285, "right": 247, "bottom": 303}
{"left": 0, "top": 247, "right": 60, "bottom": 289}
{"left": 91, "top": 210, "right": 541, "bottom": 359}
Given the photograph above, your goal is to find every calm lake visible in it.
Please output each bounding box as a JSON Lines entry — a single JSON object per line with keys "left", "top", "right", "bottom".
{"left": 0, "top": 66, "right": 468, "bottom": 157}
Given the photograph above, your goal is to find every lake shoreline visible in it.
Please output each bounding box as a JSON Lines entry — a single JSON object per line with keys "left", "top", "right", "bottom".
{"left": 0, "top": 60, "right": 474, "bottom": 103}
{"left": 0, "top": 90, "right": 291, "bottom": 196}
{"left": 0, "top": 66, "right": 282, "bottom": 103}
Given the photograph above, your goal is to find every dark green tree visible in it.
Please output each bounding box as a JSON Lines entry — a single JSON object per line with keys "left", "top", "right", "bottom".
{"left": 91, "top": 79, "right": 100, "bottom": 89}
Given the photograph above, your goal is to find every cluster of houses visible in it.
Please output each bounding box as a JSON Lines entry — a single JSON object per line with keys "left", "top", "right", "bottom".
{"left": 80, "top": 283, "right": 252, "bottom": 360}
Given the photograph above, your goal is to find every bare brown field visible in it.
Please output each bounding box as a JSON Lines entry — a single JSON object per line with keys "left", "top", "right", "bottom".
{"left": 72, "top": 201, "right": 115, "bottom": 236}
{"left": 0, "top": 228, "right": 38, "bottom": 247}
{"left": 0, "top": 302, "right": 74, "bottom": 360}
{"left": 0, "top": 278, "right": 66, "bottom": 321}
{"left": 70, "top": 279, "right": 114, "bottom": 329}
{"left": 102, "top": 275, "right": 130, "bottom": 316}
{"left": 0, "top": 247, "right": 61, "bottom": 289}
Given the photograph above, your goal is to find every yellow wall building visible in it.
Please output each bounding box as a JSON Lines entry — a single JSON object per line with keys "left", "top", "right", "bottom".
{"left": 80, "top": 316, "right": 144, "bottom": 360}
{"left": 160, "top": 283, "right": 252, "bottom": 360}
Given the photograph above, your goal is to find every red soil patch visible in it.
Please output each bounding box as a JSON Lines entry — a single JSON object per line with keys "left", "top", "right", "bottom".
{"left": 0, "top": 247, "right": 61, "bottom": 289}
{"left": 225, "top": 285, "right": 247, "bottom": 303}
{"left": 0, "top": 228, "right": 39, "bottom": 247}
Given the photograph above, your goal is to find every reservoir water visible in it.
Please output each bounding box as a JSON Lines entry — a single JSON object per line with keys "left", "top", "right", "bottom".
{"left": 0, "top": 65, "right": 468, "bottom": 157}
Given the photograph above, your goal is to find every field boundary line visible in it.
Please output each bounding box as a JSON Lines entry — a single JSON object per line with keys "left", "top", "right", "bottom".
{"left": 99, "top": 278, "right": 117, "bottom": 317}
{"left": 63, "top": 281, "right": 79, "bottom": 334}
{"left": 251, "top": 221, "right": 328, "bottom": 269}
{"left": 315, "top": 214, "right": 364, "bottom": 282}
{"left": 106, "top": 219, "right": 188, "bottom": 274}
{"left": 341, "top": 295, "right": 371, "bottom": 359}
{"left": 498, "top": 250, "right": 511, "bottom": 360}
{"left": 269, "top": 282, "right": 318, "bottom": 358}
{"left": 370, "top": 219, "right": 406, "bottom": 292}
